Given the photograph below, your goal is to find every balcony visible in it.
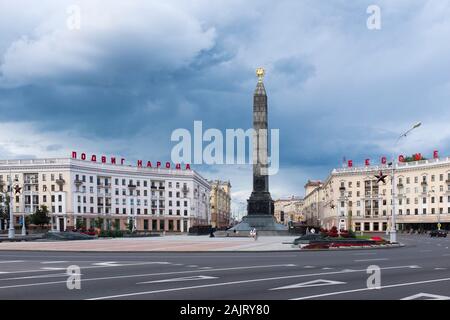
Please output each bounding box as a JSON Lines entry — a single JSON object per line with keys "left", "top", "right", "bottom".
{"left": 56, "top": 178, "right": 65, "bottom": 185}
{"left": 128, "top": 184, "right": 137, "bottom": 189}
{"left": 182, "top": 186, "right": 189, "bottom": 193}
{"left": 24, "top": 179, "right": 39, "bottom": 185}
{"left": 74, "top": 178, "right": 83, "bottom": 186}
{"left": 421, "top": 181, "right": 428, "bottom": 186}
{"left": 397, "top": 183, "right": 404, "bottom": 188}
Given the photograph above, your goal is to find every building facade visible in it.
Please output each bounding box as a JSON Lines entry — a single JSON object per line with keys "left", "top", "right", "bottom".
{"left": 209, "top": 180, "right": 231, "bottom": 229}
{"left": 304, "top": 157, "right": 450, "bottom": 232}
{"left": 302, "top": 180, "right": 325, "bottom": 227}
{"left": 0, "top": 158, "right": 211, "bottom": 233}
{"left": 274, "top": 196, "right": 304, "bottom": 225}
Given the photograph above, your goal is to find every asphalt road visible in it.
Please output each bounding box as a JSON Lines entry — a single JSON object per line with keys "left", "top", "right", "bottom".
{"left": 0, "top": 234, "right": 449, "bottom": 300}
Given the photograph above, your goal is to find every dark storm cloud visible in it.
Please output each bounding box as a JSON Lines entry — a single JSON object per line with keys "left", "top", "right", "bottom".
{"left": 1, "top": 0, "right": 450, "bottom": 199}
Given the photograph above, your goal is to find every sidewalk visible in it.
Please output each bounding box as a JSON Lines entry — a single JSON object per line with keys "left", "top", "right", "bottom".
{"left": 0, "top": 235, "right": 300, "bottom": 252}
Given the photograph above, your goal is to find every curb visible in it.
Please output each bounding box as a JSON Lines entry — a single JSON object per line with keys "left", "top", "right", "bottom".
{"left": 0, "top": 244, "right": 405, "bottom": 253}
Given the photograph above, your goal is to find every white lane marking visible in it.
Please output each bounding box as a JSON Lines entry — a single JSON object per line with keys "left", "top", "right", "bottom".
{"left": 354, "top": 258, "right": 389, "bottom": 262}
{"left": 92, "top": 261, "right": 168, "bottom": 267}
{"left": 434, "top": 268, "right": 447, "bottom": 270}
{"left": 270, "top": 279, "right": 346, "bottom": 291}
{"left": 401, "top": 293, "right": 450, "bottom": 300}
{"left": 0, "top": 261, "right": 25, "bottom": 264}
{"left": 0, "top": 272, "right": 9, "bottom": 274}
{"left": 86, "top": 265, "right": 418, "bottom": 300}
{"left": 186, "top": 265, "right": 198, "bottom": 268}
{"left": 0, "top": 261, "right": 172, "bottom": 275}
{"left": 303, "top": 266, "right": 315, "bottom": 269}
{"left": 322, "top": 267, "right": 334, "bottom": 270}
{"left": 419, "top": 250, "right": 432, "bottom": 252}
{"left": 0, "top": 273, "right": 81, "bottom": 281}
{"left": 291, "top": 277, "right": 450, "bottom": 300}
{"left": 40, "top": 267, "right": 66, "bottom": 271}
{"left": 352, "top": 253, "right": 377, "bottom": 256}
{"left": 0, "top": 264, "right": 296, "bottom": 290}
{"left": 40, "top": 261, "right": 68, "bottom": 264}
{"left": 199, "top": 267, "right": 213, "bottom": 269}
{"left": 138, "top": 275, "right": 218, "bottom": 284}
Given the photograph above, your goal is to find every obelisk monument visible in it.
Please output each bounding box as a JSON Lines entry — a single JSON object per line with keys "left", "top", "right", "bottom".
{"left": 247, "top": 67, "right": 274, "bottom": 216}
{"left": 229, "top": 68, "right": 287, "bottom": 233}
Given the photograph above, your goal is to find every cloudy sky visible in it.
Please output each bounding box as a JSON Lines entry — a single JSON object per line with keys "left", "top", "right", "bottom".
{"left": 1, "top": 0, "right": 450, "bottom": 216}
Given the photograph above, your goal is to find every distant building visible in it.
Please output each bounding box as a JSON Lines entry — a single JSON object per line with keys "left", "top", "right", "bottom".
{"left": 302, "top": 180, "right": 325, "bottom": 227}
{"left": 274, "top": 196, "right": 304, "bottom": 225}
{"left": 209, "top": 180, "right": 231, "bottom": 228}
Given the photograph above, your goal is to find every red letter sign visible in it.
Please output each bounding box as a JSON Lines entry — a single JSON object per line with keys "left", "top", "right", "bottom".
{"left": 365, "top": 159, "right": 370, "bottom": 166}
{"left": 348, "top": 160, "right": 353, "bottom": 168}
{"left": 72, "top": 151, "right": 77, "bottom": 159}
{"left": 434, "top": 150, "right": 439, "bottom": 159}
{"left": 381, "top": 156, "right": 387, "bottom": 165}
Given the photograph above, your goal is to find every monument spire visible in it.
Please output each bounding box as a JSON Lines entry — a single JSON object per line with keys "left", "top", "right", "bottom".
{"left": 248, "top": 67, "right": 273, "bottom": 215}
{"left": 228, "top": 68, "right": 286, "bottom": 233}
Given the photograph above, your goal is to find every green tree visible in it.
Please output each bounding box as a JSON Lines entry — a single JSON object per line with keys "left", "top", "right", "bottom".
{"left": 93, "top": 217, "right": 104, "bottom": 229}
{"left": 0, "top": 194, "right": 10, "bottom": 222}
{"left": 30, "top": 205, "right": 50, "bottom": 228}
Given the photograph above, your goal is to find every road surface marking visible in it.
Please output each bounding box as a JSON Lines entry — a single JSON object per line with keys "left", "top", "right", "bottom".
{"left": 270, "top": 279, "right": 346, "bottom": 290}
{"left": 290, "top": 277, "right": 450, "bottom": 300}
{"left": 0, "top": 264, "right": 297, "bottom": 290}
{"left": 434, "top": 268, "right": 447, "bottom": 270}
{"left": 40, "top": 267, "right": 66, "bottom": 271}
{"left": 0, "top": 272, "right": 9, "bottom": 274}
{"left": 303, "top": 266, "right": 315, "bottom": 269}
{"left": 352, "top": 253, "right": 377, "bottom": 256}
{"left": 401, "top": 293, "right": 450, "bottom": 300}
{"left": 0, "top": 261, "right": 173, "bottom": 275}
{"left": 0, "top": 273, "right": 79, "bottom": 281}
{"left": 40, "top": 261, "right": 68, "bottom": 264}
{"left": 86, "top": 265, "right": 417, "bottom": 300}
{"left": 322, "top": 267, "right": 333, "bottom": 270}
{"left": 0, "top": 261, "right": 25, "bottom": 264}
{"left": 138, "top": 275, "right": 218, "bottom": 284}
{"left": 354, "top": 258, "right": 388, "bottom": 262}
{"left": 186, "top": 265, "right": 198, "bottom": 268}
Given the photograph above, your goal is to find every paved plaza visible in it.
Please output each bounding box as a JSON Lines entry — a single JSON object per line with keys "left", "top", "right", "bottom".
{"left": 0, "top": 235, "right": 301, "bottom": 252}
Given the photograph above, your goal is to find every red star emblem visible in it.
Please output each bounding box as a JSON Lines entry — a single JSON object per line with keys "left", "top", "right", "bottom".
{"left": 375, "top": 171, "right": 388, "bottom": 184}
{"left": 13, "top": 184, "right": 22, "bottom": 195}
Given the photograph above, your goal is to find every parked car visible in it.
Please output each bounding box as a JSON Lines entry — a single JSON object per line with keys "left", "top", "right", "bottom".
{"left": 430, "top": 230, "right": 447, "bottom": 237}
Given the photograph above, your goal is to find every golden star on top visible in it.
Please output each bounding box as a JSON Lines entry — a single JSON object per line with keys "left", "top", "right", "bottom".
{"left": 256, "top": 67, "right": 265, "bottom": 82}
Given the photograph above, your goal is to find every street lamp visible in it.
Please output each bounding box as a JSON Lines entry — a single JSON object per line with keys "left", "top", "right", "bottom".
{"left": 390, "top": 122, "right": 422, "bottom": 243}
{"left": 8, "top": 172, "right": 18, "bottom": 239}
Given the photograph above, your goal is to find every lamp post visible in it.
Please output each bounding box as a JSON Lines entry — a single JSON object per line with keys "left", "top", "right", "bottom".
{"left": 8, "top": 172, "right": 17, "bottom": 239}
{"left": 390, "top": 122, "right": 422, "bottom": 243}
